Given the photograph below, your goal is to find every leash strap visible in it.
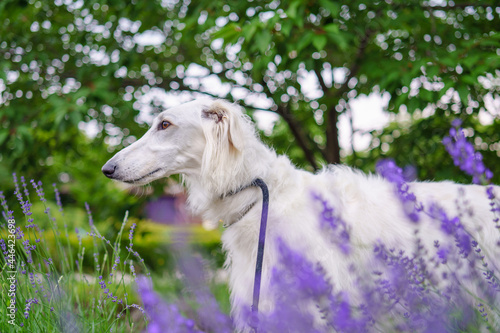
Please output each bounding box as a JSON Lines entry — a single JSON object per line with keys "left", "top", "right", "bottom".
{"left": 222, "top": 178, "right": 269, "bottom": 330}
{"left": 250, "top": 178, "right": 269, "bottom": 316}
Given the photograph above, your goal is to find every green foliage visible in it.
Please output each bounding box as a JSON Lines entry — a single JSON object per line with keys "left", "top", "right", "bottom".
{"left": 0, "top": 192, "right": 148, "bottom": 331}
{"left": 348, "top": 112, "right": 500, "bottom": 184}
{"left": 0, "top": 181, "right": 228, "bottom": 331}
{"left": 1, "top": 1, "right": 499, "bottom": 221}
{"left": 28, "top": 199, "right": 223, "bottom": 272}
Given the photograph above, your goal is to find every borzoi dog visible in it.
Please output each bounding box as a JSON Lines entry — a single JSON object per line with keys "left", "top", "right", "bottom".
{"left": 102, "top": 99, "right": 499, "bottom": 330}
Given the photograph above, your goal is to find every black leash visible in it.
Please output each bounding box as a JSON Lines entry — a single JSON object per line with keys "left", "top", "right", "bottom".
{"left": 222, "top": 178, "right": 269, "bottom": 331}
{"left": 250, "top": 178, "right": 269, "bottom": 315}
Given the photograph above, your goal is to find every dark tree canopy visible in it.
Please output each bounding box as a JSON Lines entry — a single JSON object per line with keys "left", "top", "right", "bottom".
{"left": 1, "top": 0, "right": 499, "bottom": 217}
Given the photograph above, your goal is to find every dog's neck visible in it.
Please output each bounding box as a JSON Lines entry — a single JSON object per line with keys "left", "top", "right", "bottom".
{"left": 219, "top": 178, "right": 266, "bottom": 227}
{"left": 183, "top": 143, "right": 276, "bottom": 223}
{"left": 219, "top": 179, "right": 257, "bottom": 199}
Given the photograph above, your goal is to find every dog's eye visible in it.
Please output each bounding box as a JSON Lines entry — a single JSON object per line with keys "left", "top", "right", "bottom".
{"left": 159, "top": 120, "right": 171, "bottom": 130}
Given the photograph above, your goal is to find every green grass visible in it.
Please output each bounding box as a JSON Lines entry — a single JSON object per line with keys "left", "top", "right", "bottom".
{"left": 0, "top": 183, "right": 229, "bottom": 332}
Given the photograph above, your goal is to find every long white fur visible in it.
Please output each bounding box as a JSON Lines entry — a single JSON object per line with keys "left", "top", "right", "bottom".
{"left": 103, "top": 99, "right": 500, "bottom": 331}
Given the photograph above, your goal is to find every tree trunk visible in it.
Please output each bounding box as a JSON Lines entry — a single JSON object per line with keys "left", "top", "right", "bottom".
{"left": 325, "top": 107, "right": 341, "bottom": 164}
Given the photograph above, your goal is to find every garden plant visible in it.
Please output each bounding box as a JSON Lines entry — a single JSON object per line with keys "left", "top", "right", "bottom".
{"left": 1, "top": 121, "right": 499, "bottom": 332}
{"left": 1, "top": 1, "right": 499, "bottom": 332}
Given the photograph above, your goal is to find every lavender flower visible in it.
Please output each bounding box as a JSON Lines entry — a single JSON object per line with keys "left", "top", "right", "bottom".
{"left": 274, "top": 237, "right": 331, "bottom": 299}
{"left": 312, "top": 192, "right": 350, "bottom": 254}
{"left": 93, "top": 252, "right": 100, "bottom": 272}
{"left": 20, "top": 176, "right": 30, "bottom": 199}
{"left": 255, "top": 239, "right": 331, "bottom": 332}
{"left": 125, "top": 223, "right": 144, "bottom": 262}
{"left": 52, "top": 183, "right": 64, "bottom": 213}
{"left": 136, "top": 275, "right": 200, "bottom": 333}
{"left": 13, "top": 173, "right": 20, "bottom": 196}
{"left": 24, "top": 298, "right": 39, "bottom": 319}
{"left": 98, "top": 275, "right": 112, "bottom": 298}
{"left": 434, "top": 241, "right": 450, "bottom": 264}
{"left": 0, "top": 191, "right": 14, "bottom": 220}
{"left": 118, "top": 303, "right": 146, "bottom": 318}
{"left": 29, "top": 272, "right": 36, "bottom": 289}
{"left": 248, "top": 238, "right": 371, "bottom": 332}
{"left": 30, "top": 179, "right": 47, "bottom": 202}
{"left": 365, "top": 241, "right": 477, "bottom": 332}
{"left": 486, "top": 186, "right": 500, "bottom": 230}
{"left": 23, "top": 239, "right": 35, "bottom": 264}
{"left": 443, "top": 120, "right": 493, "bottom": 184}
{"left": 126, "top": 223, "right": 137, "bottom": 252}
{"left": 0, "top": 238, "right": 7, "bottom": 256}
{"left": 376, "top": 159, "right": 421, "bottom": 222}
{"left": 87, "top": 231, "right": 112, "bottom": 246}
{"left": 13, "top": 184, "right": 35, "bottom": 228}
{"left": 174, "top": 250, "right": 233, "bottom": 333}
{"left": 428, "top": 203, "right": 472, "bottom": 258}
{"left": 477, "top": 303, "right": 488, "bottom": 323}
{"left": 15, "top": 227, "right": 24, "bottom": 240}
{"left": 129, "top": 223, "right": 137, "bottom": 243}
{"left": 84, "top": 202, "right": 94, "bottom": 227}
{"left": 110, "top": 257, "right": 120, "bottom": 277}
{"left": 130, "top": 260, "right": 136, "bottom": 279}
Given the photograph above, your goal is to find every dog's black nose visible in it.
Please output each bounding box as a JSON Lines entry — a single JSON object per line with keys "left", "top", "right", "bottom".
{"left": 102, "top": 162, "right": 117, "bottom": 178}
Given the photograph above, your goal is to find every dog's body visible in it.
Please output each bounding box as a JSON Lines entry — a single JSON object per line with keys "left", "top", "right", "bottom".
{"left": 103, "top": 99, "right": 499, "bottom": 330}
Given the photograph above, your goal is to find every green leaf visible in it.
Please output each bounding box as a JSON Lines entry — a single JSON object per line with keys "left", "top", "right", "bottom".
{"left": 462, "top": 75, "right": 477, "bottom": 85}
{"left": 457, "top": 85, "right": 469, "bottom": 105}
{"left": 319, "top": 0, "right": 340, "bottom": 16}
{"left": 327, "top": 33, "right": 348, "bottom": 51}
{"left": 462, "top": 54, "right": 481, "bottom": 69}
{"left": 324, "top": 24, "right": 339, "bottom": 34}
{"left": 254, "top": 30, "right": 272, "bottom": 54}
{"left": 426, "top": 65, "right": 439, "bottom": 78}
{"left": 419, "top": 88, "right": 433, "bottom": 102}
{"left": 440, "top": 55, "right": 457, "bottom": 68}
{"left": 242, "top": 23, "right": 258, "bottom": 41}
{"left": 380, "top": 71, "right": 400, "bottom": 90}
{"left": 286, "top": 0, "right": 301, "bottom": 20}
{"left": 0, "top": 130, "right": 8, "bottom": 145}
{"left": 211, "top": 23, "right": 242, "bottom": 44}
{"left": 281, "top": 20, "right": 293, "bottom": 37}
{"left": 312, "top": 35, "right": 327, "bottom": 51}
{"left": 296, "top": 31, "right": 314, "bottom": 52}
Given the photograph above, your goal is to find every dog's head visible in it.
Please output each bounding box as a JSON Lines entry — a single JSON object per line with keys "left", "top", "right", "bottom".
{"left": 102, "top": 99, "right": 252, "bottom": 191}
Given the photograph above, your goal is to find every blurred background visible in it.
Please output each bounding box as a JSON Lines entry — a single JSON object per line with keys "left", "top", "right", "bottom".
{"left": 1, "top": 0, "right": 499, "bottom": 271}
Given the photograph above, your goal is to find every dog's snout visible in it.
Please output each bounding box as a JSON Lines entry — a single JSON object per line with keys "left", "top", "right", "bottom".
{"left": 102, "top": 162, "right": 117, "bottom": 178}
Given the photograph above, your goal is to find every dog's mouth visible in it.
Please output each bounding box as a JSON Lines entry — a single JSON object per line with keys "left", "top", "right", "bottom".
{"left": 123, "top": 168, "right": 163, "bottom": 184}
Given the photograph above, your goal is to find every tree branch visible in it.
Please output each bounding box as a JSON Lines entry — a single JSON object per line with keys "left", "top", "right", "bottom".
{"left": 320, "top": 24, "right": 376, "bottom": 164}
{"left": 314, "top": 68, "right": 330, "bottom": 95}
{"left": 276, "top": 105, "right": 320, "bottom": 170}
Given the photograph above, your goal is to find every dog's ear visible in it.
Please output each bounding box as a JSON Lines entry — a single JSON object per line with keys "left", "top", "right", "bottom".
{"left": 201, "top": 101, "right": 245, "bottom": 150}
{"left": 201, "top": 100, "right": 246, "bottom": 193}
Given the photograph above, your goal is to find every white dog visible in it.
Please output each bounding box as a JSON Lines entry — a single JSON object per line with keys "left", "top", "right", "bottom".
{"left": 102, "top": 99, "right": 499, "bottom": 330}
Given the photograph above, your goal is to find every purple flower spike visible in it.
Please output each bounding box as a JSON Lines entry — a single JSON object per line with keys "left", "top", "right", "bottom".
{"left": 53, "top": 183, "right": 64, "bottom": 213}
{"left": 30, "top": 179, "right": 47, "bottom": 202}
{"left": 129, "top": 223, "right": 137, "bottom": 244}
{"left": 376, "top": 159, "right": 421, "bottom": 223}
{"left": 84, "top": 202, "right": 94, "bottom": 227}
{"left": 136, "top": 276, "right": 201, "bottom": 333}
{"left": 443, "top": 121, "right": 493, "bottom": 184}
{"left": 0, "top": 239, "right": 7, "bottom": 256}
{"left": 312, "top": 192, "right": 350, "bottom": 254}
{"left": 24, "top": 298, "right": 39, "bottom": 319}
